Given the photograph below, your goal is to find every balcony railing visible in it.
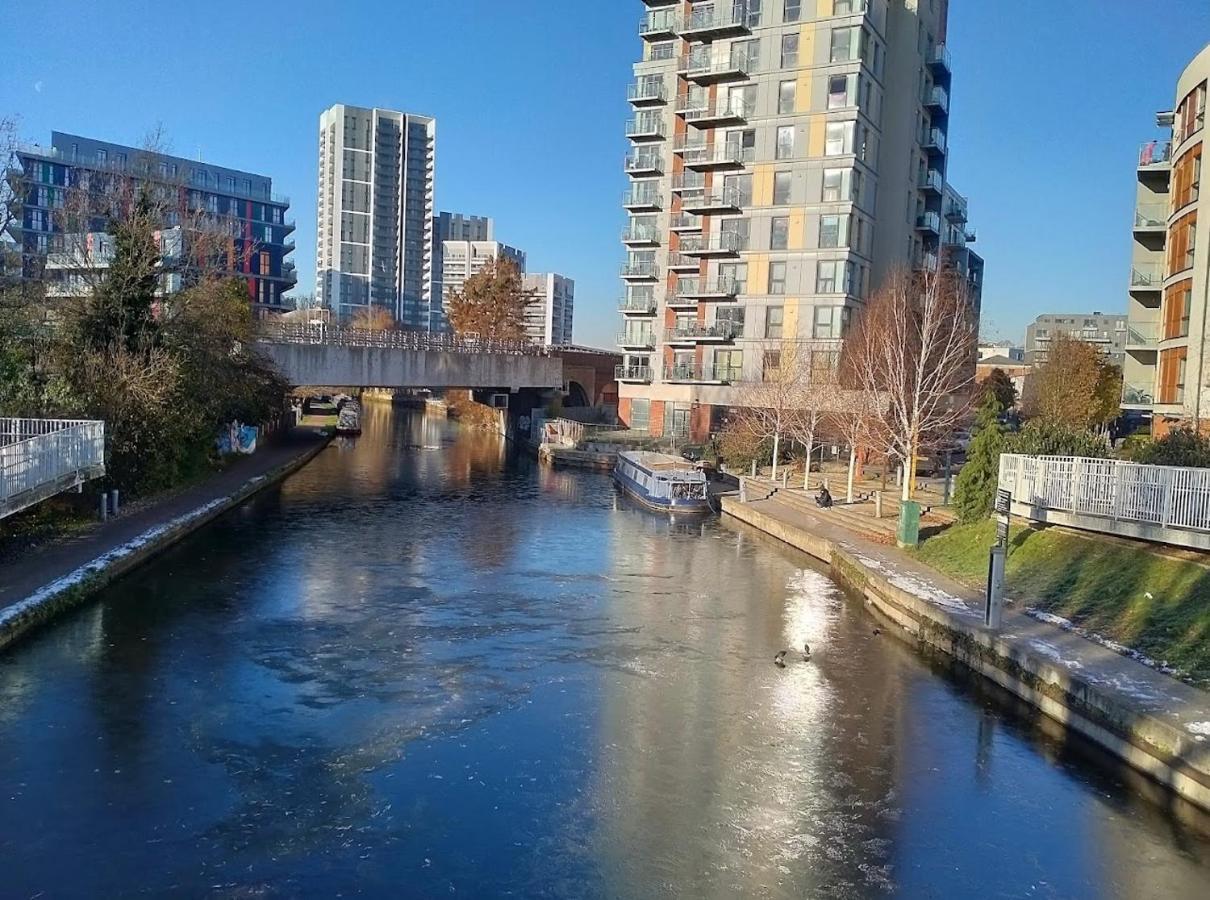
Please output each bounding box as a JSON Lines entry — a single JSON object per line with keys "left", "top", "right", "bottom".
{"left": 916, "top": 211, "right": 941, "bottom": 234}
{"left": 616, "top": 364, "right": 653, "bottom": 382}
{"left": 918, "top": 170, "right": 944, "bottom": 194}
{"left": 1134, "top": 204, "right": 1168, "bottom": 229}
{"left": 667, "top": 252, "right": 700, "bottom": 270}
{"left": 923, "top": 85, "right": 949, "bottom": 114}
{"left": 621, "top": 261, "right": 660, "bottom": 279}
{"left": 617, "top": 331, "right": 657, "bottom": 349}
{"left": 622, "top": 190, "right": 662, "bottom": 210}
{"left": 680, "top": 232, "right": 743, "bottom": 255}
{"left": 680, "top": 46, "right": 757, "bottom": 81}
{"left": 679, "top": 96, "right": 750, "bottom": 125}
{"left": 677, "top": 137, "right": 752, "bottom": 168}
{"left": 628, "top": 78, "right": 667, "bottom": 105}
{"left": 927, "top": 44, "right": 952, "bottom": 76}
{"left": 1123, "top": 383, "right": 1155, "bottom": 406}
{"left": 666, "top": 321, "right": 739, "bottom": 341}
{"left": 679, "top": 3, "right": 753, "bottom": 36}
{"left": 670, "top": 212, "right": 703, "bottom": 232}
{"left": 663, "top": 363, "right": 740, "bottom": 383}
{"left": 639, "top": 9, "right": 678, "bottom": 37}
{"left": 922, "top": 128, "right": 947, "bottom": 154}
{"left": 1139, "top": 140, "right": 1173, "bottom": 169}
{"left": 1126, "top": 323, "right": 1158, "bottom": 348}
{"left": 1130, "top": 263, "right": 1164, "bottom": 289}
{"left": 682, "top": 188, "right": 743, "bottom": 213}
{"left": 673, "top": 276, "right": 741, "bottom": 299}
{"left": 621, "top": 224, "right": 660, "bottom": 244}
{"left": 618, "top": 295, "right": 658, "bottom": 314}
{"left": 671, "top": 172, "right": 707, "bottom": 193}
{"left": 625, "top": 118, "right": 666, "bottom": 140}
{"left": 624, "top": 151, "right": 663, "bottom": 175}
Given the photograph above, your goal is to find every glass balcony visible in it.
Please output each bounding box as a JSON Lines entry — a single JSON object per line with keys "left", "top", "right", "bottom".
{"left": 679, "top": 96, "right": 749, "bottom": 127}
{"left": 663, "top": 363, "right": 738, "bottom": 384}
{"left": 918, "top": 170, "right": 944, "bottom": 195}
{"left": 672, "top": 276, "right": 740, "bottom": 300}
{"left": 1122, "top": 383, "right": 1155, "bottom": 407}
{"left": 624, "top": 151, "right": 663, "bottom": 176}
{"left": 628, "top": 78, "right": 667, "bottom": 106}
{"left": 680, "top": 3, "right": 753, "bottom": 38}
{"left": 927, "top": 44, "right": 952, "bottom": 78}
{"left": 1138, "top": 140, "right": 1173, "bottom": 170}
{"left": 625, "top": 117, "right": 666, "bottom": 141}
{"left": 639, "top": 9, "right": 677, "bottom": 39}
{"left": 922, "top": 127, "right": 947, "bottom": 155}
{"left": 621, "top": 224, "right": 660, "bottom": 246}
{"left": 682, "top": 188, "right": 743, "bottom": 214}
{"left": 671, "top": 172, "right": 707, "bottom": 193}
{"left": 1134, "top": 204, "right": 1168, "bottom": 232}
{"left": 620, "top": 260, "right": 660, "bottom": 280}
{"left": 1125, "top": 323, "right": 1159, "bottom": 349}
{"left": 618, "top": 295, "right": 658, "bottom": 314}
{"left": 923, "top": 85, "right": 949, "bottom": 114}
{"left": 677, "top": 136, "right": 752, "bottom": 170}
{"left": 1129, "top": 262, "right": 1164, "bottom": 290}
{"left": 668, "top": 252, "right": 700, "bottom": 271}
{"left": 666, "top": 321, "right": 739, "bottom": 343}
{"left": 669, "top": 212, "right": 703, "bottom": 232}
{"left": 622, "top": 189, "right": 662, "bottom": 211}
{"left": 680, "top": 46, "right": 757, "bottom": 83}
{"left": 681, "top": 232, "right": 743, "bottom": 256}
{"left": 915, "top": 211, "right": 941, "bottom": 234}
{"left": 616, "top": 364, "right": 653, "bottom": 383}
{"left": 617, "top": 331, "right": 657, "bottom": 349}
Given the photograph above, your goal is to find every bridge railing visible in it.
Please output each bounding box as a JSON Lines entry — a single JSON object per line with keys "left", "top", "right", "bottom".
{"left": 258, "top": 323, "right": 549, "bottom": 357}
{"left": 1, "top": 418, "right": 106, "bottom": 520}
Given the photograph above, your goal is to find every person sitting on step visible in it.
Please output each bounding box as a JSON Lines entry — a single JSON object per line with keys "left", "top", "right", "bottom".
{"left": 816, "top": 485, "right": 833, "bottom": 509}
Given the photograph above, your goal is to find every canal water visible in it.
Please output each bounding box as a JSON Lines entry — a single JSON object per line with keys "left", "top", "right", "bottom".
{"left": 2, "top": 406, "right": 1210, "bottom": 899}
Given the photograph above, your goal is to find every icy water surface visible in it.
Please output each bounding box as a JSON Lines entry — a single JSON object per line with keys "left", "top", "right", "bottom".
{"left": 2, "top": 405, "right": 1210, "bottom": 898}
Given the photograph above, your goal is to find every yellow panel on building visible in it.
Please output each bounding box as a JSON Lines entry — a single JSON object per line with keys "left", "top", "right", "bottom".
{"left": 808, "top": 116, "right": 826, "bottom": 157}
{"left": 748, "top": 255, "right": 770, "bottom": 296}
{"left": 789, "top": 211, "right": 806, "bottom": 250}
{"left": 783, "top": 300, "right": 801, "bottom": 340}
{"left": 796, "top": 72, "right": 813, "bottom": 114}
{"left": 753, "top": 165, "right": 775, "bottom": 206}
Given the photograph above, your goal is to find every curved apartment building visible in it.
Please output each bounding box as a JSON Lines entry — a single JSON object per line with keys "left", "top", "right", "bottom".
{"left": 617, "top": 0, "right": 981, "bottom": 442}
{"left": 1124, "top": 43, "right": 1208, "bottom": 432}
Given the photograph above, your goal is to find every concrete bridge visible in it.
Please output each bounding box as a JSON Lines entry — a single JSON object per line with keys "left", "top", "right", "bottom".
{"left": 256, "top": 325, "right": 563, "bottom": 391}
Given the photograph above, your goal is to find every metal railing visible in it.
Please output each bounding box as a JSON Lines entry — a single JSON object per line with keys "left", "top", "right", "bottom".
{"left": 625, "top": 117, "right": 666, "bottom": 139}
{"left": 663, "top": 363, "right": 740, "bottom": 383}
{"left": 1126, "top": 323, "right": 1158, "bottom": 346}
{"left": 666, "top": 321, "right": 739, "bottom": 341}
{"left": 627, "top": 78, "right": 666, "bottom": 103}
{"left": 1134, "top": 204, "right": 1168, "bottom": 228}
{"left": 624, "top": 151, "right": 662, "bottom": 174}
{"left": 617, "top": 331, "right": 657, "bottom": 348}
{"left": 923, "top": 85, "right": 950, "bottom": 113}
{"left": 619, "top": 294, "right": 657, "bottom": 313}
{"left": 999, "top": 454, "right": 1210, "bottom": 538}
{"left": 1, "top": 419, "right": 106, "bottom": 520}
{"left": 257, "top": 323, "right": 548, "bottom": 357}
{"left": 681, "top": 3, "right": 752, "bottom": 33}
{"left": 616, "top": 364, "right": 654, "bottom": 382}
{"left": 1130, "top": 263, "right": 1164, "bottom": 288}
{"left": 621, "top": 261, "right": 660, "bottom": 279}
{"left": 1122, "top": 383, "right": 1154, "bottom": 405}
{"left": 622, "top": 189, "right": 662, "bottom": 209}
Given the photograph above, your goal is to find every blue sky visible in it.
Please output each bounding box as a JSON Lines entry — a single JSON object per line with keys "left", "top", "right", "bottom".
{"left": 2, "top": 1, "right": 1208, "bottom": 348}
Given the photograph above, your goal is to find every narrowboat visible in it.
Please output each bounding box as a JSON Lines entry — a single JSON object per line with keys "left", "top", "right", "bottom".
{"left": 336, "top": 403, "right": 362, "bottom": 436}
{"left": 613, "top": 450, "right": 711, "bottom": 515}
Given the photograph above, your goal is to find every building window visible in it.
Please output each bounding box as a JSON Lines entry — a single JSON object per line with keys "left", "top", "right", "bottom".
{"left": 813, "top": 305, "right": 850, "bottom": 339}
{"left": 784, "top": 0, "right": 801, "bottom": 22}
{"left": 779, "top": 79, "right": 797, "bottom": 115}
{"left": 822, "top": 168, "right": 845, "bottom": 201}
{"left": 776, "top": 125, "right": 795, "bottom": 160}
{"left": 769, "top": 261, "right": 787, "bottom": 295}
{"left": 816, "top": 260, "right": 839, "bottom": 293}
{"left": 781, "top": 34, "right": 799, "bottom": 68}
{"left": 763, "top": 350, "right": 782, "bottom": 381}
{"left": 649, "top": 41, "right": 675, "bottom": 61}
{"left": 765, "top": 306, "right": 784, "bottom": 339}
{"left": 95, "top": 149, "right": 107, "bottom": 164}
{"left": 770, "top": 216, "right": 789, "bottom": 250}
{"left": 828, "top": 74, "right": 854, "bottom": 109}
{"left": 773, "top": 171, "right": 792, "bottom": 204}
{"left": 630, "top": 398, "right": 651, "bottom": 431}
{"left": 825, "top": 121, "right": 851, "bottom": 156}
{"left": 819, "top": 214, "right": 848, "bottom": 248}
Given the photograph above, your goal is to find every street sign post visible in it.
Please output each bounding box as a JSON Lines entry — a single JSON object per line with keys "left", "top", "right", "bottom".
{"left": 986, "top": 489, "right": 1011, "bottom": 629}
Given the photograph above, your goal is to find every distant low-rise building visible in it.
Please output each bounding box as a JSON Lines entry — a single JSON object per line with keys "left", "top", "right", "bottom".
{"left": 978, "top": 341, "right": 1024, "bottom": 362}
{"left": 522, "top": 273, "right": 574, "bottom": 346}
{"left": 1025, "top": 312, "right": 1127, "bottom": 366}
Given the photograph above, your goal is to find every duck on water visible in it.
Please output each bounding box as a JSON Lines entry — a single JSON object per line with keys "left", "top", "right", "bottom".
{"left": 613, "top": 450, "right": 711, "bottom": 516}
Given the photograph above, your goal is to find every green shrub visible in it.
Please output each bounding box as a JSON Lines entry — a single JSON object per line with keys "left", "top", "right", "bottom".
{"left": 1128, "top": 428, "right": 1210, "bottom": 468}
{"left": 953, "top": 395, "right": 1004, "bottom": 523}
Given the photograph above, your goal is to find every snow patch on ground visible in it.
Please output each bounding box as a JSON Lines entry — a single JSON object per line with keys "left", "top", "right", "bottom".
{"left": 851, "top": 554, "right": 977, "bottom": 618}
{"left": 0, "top": 495, "right": 232, "bottom": 630}
{"left": 1024, "top": 607, "right": 1192, "bottom": 684}
{"left": 1027, "top": 639, "right": 1084, "bottom": 671}
{"left": 1187, "top": 722, "right": 1210, "bottom": 737}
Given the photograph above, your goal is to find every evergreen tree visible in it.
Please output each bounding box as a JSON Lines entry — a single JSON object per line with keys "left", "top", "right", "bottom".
{"left": 77, "top": 193, "right": 160, "bottom": 352}
{"left": 983, "top": 368, "right": 1017, "bottom": 411}
{"left": 953, "top": 393, "right": 1005, "bottom": 523}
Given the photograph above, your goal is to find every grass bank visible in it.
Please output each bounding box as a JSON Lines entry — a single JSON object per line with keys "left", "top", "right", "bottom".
{"left": 914, "top": 520, "right": 1210, "bottom": 686}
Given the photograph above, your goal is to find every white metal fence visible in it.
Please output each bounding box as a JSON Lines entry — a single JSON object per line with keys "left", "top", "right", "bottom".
{"left": 1, "top": 419, "right": 106, "bottom": 520}
{"left": 258, "top": 323, "right": 548, "bottom": 357}
{"left": 998, "top": 454, "right": 1210, "bottom": 535}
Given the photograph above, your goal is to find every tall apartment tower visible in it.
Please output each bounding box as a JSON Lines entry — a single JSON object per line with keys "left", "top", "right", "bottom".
{"left": 1123, "top": 44, "right": 1208, "bottom": 432}
{"left": 522, "top": 273, "right": 576, "bottom": 346}
{"left": 618, "top": 0, "right": 972, "bottom": 441}
{"left": 439, "top": 238, "right": 526, "bottom": 319}
{"left": 316, "top": 104, "right": 436, "bottom": 327}
{"left": 432, "top": 212, "right": 493, "bottom": 331}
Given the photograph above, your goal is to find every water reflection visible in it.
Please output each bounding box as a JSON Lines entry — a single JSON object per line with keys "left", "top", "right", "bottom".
{"left": 0, "top": 408, "right": 1208, "bottom": 898}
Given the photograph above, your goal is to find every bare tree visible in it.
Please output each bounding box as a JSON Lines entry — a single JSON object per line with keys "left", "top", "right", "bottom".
{"left": 447, "top": 256, "right": 535, "bottom": 342}
{"left": 779, "top": 343, "right": 842, "bottom": 490}
{"left": 350, "top": 305, "right": 396, "bottom": 331}
{"left": 843, "top": 267, "right": 977, "bottom": 500}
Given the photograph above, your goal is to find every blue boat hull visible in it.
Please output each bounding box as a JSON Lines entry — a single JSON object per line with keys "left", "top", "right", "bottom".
{"left": 613, "top": 466, "right": 711, "bottom": 515}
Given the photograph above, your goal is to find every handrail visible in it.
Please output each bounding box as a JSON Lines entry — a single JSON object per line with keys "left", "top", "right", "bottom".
{"left": 1, "top": 418, "right": 106, "bottom": 519}
{"left": 257, "top": 323, "right": 549, "bottom": 357}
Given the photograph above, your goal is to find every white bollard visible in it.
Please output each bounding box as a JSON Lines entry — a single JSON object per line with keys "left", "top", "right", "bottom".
{"left": 985, "top": 547, "right": 1007, "bottom": 630}
{"left": 874, "top": 491, "right": 883, "bottom": 519}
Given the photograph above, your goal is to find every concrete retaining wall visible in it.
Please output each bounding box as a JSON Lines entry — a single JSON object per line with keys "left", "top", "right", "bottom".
{"left": 0, "top": 439, "right": 330, "bottom": 653}
{"left": 722, "top": 495, "right": 1210, "bottom": 814}
{"left": 261, "top": 343, "right": 562, "bottom": 390}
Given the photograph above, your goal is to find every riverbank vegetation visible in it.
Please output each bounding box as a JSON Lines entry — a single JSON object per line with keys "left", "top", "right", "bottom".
{"left": 1, "top": 124, "right": 288, "bottom": 501}
{"left": 915, "top": 520, "right": 1210, "bottom": 685}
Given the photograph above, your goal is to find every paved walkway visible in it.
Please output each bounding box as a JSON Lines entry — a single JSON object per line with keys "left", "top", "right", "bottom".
{"left": 732, "top": 485, "right": 1210, "bottom": 738}
{"left": 0, "top": 426, "right": 330, "bottom": 614}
